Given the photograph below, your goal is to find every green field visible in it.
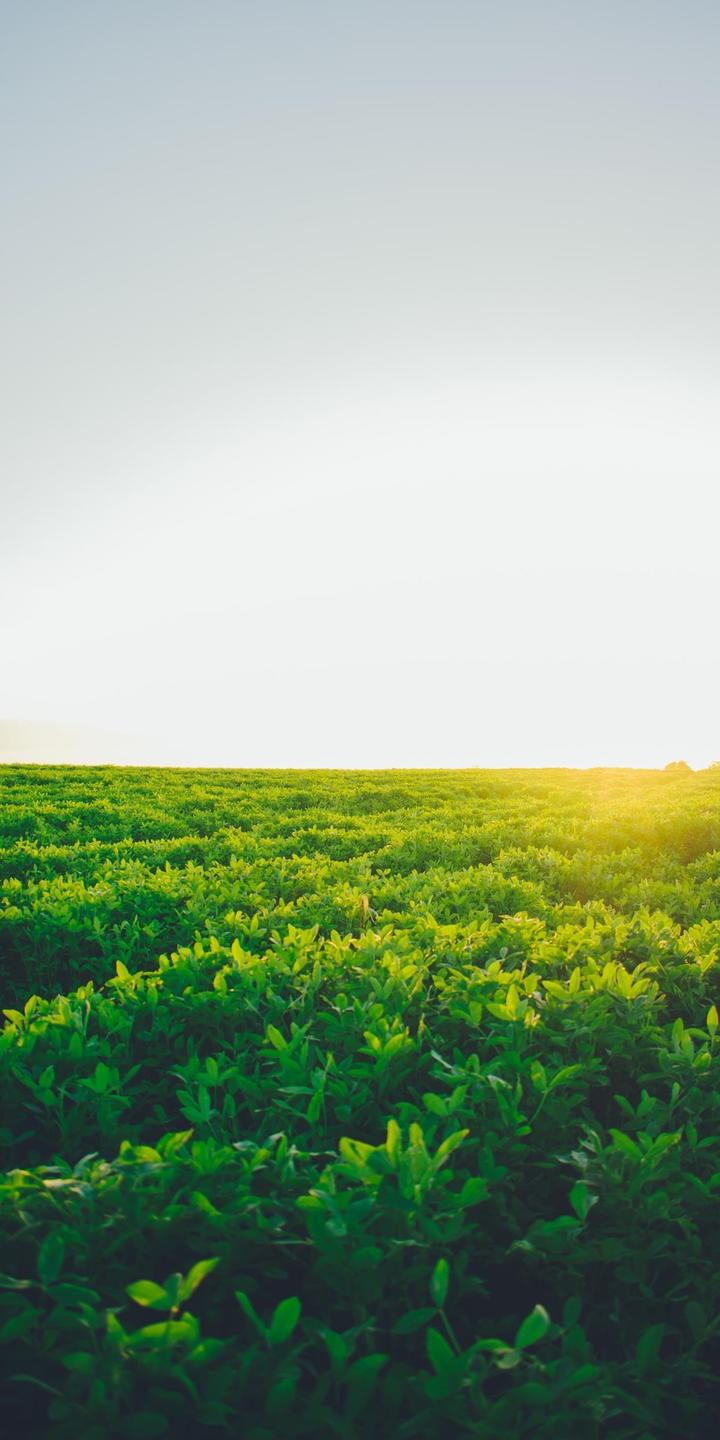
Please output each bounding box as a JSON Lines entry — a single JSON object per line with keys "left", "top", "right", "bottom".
{"left": 2, "top": 765, "right": 720, "bottom": 1437}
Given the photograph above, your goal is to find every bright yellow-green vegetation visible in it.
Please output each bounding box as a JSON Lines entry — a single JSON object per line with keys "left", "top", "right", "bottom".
{"left": 1, "top": 764, "right": 720, "bottom": 1438}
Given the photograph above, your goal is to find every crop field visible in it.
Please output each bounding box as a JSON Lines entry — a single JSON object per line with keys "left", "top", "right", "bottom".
{"left": 2, "top": 765, "right": 720, "bottom": 1438}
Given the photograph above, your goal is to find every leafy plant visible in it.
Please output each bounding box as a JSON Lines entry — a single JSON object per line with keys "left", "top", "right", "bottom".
{"left": 1, "top": 763, "right": 720, "bottom": 1435}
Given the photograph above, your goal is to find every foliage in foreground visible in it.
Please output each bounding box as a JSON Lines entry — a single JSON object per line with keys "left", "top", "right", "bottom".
{"left": 1, "top": 764, "right": 720, "bottom": 1437}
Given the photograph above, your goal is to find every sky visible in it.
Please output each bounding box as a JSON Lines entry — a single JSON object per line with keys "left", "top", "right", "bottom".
{"left": 1, "top": 0, "right": 719, "bottom": 769}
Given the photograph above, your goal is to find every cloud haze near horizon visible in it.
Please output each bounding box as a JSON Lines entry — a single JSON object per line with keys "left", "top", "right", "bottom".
{"left": 2, "top": 1, "right": 719, "bottom": 768}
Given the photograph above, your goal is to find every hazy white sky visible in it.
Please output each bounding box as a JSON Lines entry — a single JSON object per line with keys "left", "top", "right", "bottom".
{"left": 2, "top": 1, "right": 719, "bottom": 767}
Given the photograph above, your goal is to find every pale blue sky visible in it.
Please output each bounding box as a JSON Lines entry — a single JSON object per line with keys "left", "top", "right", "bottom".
{"left": 2, "top": 2, "right": 719, "bottom": 766}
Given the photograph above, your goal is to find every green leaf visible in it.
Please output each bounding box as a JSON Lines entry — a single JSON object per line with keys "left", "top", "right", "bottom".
{"left": 636, "top": 1322, "right": 664, "bottom": 1373}
{"left": 561, "top": 1296, "right": 584, "bottom": 1324}
{"left": 125, "top": 1318, "right": 196, "bottom": 1349}
{"left": 161, "top": 1273, "right": 183, "bottom": 1309}
{"left": 392, "top": 1307, "right": 437, "bottom": 1335}
{"left": 106, "top": 1312, "right": 127, "bottom": 1343}
{"left": 707, "top": 1004, "right": 718, "bottom": 1035}
{"left": 423, "top": 1092, "right": 447, "bottom": 1117}
{"left": 344, "top": 1354, "right": 387, "bottom": 1417}
{"left": 430, "top": 1258, "right": 449, "bottom": 1308}
{"left": 187, "top": 1338, "right": 226, "bottom": 1367}
{"left": 235, "top": 1289, "right": 267, "bottom": 1337}
{"left": 486, "top": 1002, "right": 512, "bottom": 1021}
{"left": 426, "top": 1327, "right": 456, "bottom": 1376}
{"left": 433, "top": 1129, "right": 468, "bottom": 1164}
{"left": 266, "top": 1025, "right": 287, "bottom": 1050}
{"left": 62, "top": 1352, "right": 95, "bottom": 1374}
{"left": 38, "top": 1234, "right": 65, "bottom": 1287}
{"left": 547, "top": 1064, "right": 582, "bottom": 1090}
{"left": 126, "top": 1280, "right": 170, "bottom": 1310}
{"left": 569, "top": 1182, "right": 597, "bottom": 1221}
{"left": 459, "top": 1177, "right": 489, "bottom": 1207}
{"left": 321, "top": 1326, "right": 349, "bottom": 1370}
{"left": 345, "top": 1353, "right": 387, "bottom": 1387}
{"left": 179, "top": 1257, "right": 219, "bottom": 1302}
{"left": 307, "top": 1089, "right": 323, "bottom": 1122}
{"left": 268, "top": 1296, "right": 302, "bottom": 1345}
{"left": 339, "top": 1137, "right": 375, "bottom": 1169}
{"left": 385, "top": 1117, "right": 402, "bottom": 1163}
{"left": 515, "top": 1304, "right": 551, "bottom": 1349}
{"left": 608, "top": 1129, "right": 642, "bottom": 1161}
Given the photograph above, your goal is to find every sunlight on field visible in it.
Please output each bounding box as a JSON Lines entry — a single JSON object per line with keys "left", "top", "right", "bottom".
{"left": 2, "top": 765, "right": 720, "bottom": 1434}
